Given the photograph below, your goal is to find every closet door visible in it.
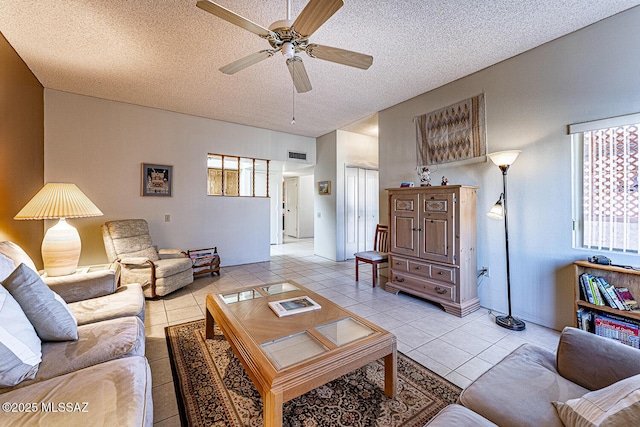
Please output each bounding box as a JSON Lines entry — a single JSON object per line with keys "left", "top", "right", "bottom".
{"left": 364, "top": 169, "right": 379, "bottom": 250}
{"left": 345, "top": 167, "right": 359, "bottom": 257}
{"left": 345, "top": 167, "right": 379, "bottom": 258}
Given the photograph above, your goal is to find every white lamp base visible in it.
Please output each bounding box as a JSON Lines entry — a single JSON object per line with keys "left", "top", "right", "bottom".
{"left": 41, "top": 218, "right": 81, "bottom": 276}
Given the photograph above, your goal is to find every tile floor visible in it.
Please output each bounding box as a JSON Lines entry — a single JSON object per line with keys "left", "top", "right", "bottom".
{"left": 146, "top": 237, "right": 561, "bottom": 426}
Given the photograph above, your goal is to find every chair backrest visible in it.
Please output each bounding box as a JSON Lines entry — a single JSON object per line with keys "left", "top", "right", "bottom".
{"left": 102, "top": 219, "right": 159, "bottom": 262}
{"left": 374, "top": 224, "right": 389, "bottom": 253}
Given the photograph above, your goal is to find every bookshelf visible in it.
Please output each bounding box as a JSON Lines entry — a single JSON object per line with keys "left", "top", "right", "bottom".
{"left": 573, "top": 260, "right": 640, "bottom": 326}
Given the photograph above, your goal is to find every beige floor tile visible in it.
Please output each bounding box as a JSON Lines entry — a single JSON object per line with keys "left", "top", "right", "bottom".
{"left": 150, "top": 357, "right": 174, "bottom": 387}
{"left": 152, "top": 382, "right": 179, "bottom": 423}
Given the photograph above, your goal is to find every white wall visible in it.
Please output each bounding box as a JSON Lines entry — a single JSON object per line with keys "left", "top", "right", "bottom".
{"left": 44, "top": 90, "right": 315, "bottom": 266}
{"left": 314, "top": 132, "right": 338, "bottom": 260}
{"left": 314, "top": 129, "right": 378, "bottom": 260}
{"left": 379, "top": 7, "right": 640, "bottom": 330}
{"left": 297, "top": 174, "right": 315, "bottom": 238}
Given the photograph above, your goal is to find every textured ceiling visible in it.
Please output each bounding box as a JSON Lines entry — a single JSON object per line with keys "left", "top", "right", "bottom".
{"left": 1, "top": 1, "right": 639, "bottom": 138}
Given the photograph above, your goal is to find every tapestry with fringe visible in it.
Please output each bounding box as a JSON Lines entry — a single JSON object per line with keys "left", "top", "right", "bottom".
{"left": 415, "top": 94, "right": 486, "bottom": 166}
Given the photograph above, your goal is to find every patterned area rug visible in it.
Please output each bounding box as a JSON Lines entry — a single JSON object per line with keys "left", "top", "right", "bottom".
{"left": 166, "top": 320, "right": 461, "bottom": 427}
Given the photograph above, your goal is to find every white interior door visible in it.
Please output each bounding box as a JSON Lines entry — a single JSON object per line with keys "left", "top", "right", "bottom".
{"left": 365, "top": 169, "right": 379, "bottom": 250}
{"left": 345, "top": 167, "right": 358, "bottom": 257}
{"left": 345, "top": 167, "right": 379, "bottom": 258}
{"left": 284, "top": 177, "right": 298, "bottom": 237}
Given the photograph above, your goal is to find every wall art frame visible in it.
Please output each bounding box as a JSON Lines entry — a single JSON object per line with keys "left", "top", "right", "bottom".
{"left": 318, "top": 180, "right": 331, "bottom": 195}
{"left": 141, "top": 163, "right": 173, "bottom": 197}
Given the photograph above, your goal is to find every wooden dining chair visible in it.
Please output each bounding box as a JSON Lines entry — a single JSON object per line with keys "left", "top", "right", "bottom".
{"left": 354, "top": 224, "right": 389, "bottom": 287}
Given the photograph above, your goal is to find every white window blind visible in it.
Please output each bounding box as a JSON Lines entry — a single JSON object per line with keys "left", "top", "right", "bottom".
{"left": 571, "top": 114, "right": 640, "bottom": 253}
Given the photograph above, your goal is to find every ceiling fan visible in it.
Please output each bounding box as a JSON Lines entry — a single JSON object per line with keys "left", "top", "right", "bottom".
{"left": 196, "top": 0, "right": 373, "bottom": 93}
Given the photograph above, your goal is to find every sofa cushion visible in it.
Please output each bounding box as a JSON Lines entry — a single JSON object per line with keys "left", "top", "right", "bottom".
{"left": 459, "top": 344, "right": 589, "bottom": 427}
{"left": 0, "top": 241, "right": 38, "bottom": 277}
{"left": 3, "top": 263, "right": 78, "bottom": 341}
{"left": 425, "top": 404, "right": 498, "bottom": 426}
{"left": 0, "top": 253, "right": 15, "bottom": 283}
{"left": 0, "top": 356, "right": 153, "bottom": 426}
{"left": 553, "top": 373, "right": 640, "bottom": 427}
{"left": 2, "top": 316, "right": 146, "bottom": 393}
{"left": 557, "top": 327, "right": 640, "bottom": 391}
{"left": 0, "top": 285, "right": 41, "bottom": 387}
{"left": 68, "top": 283, "right": 145, "bottom": 325}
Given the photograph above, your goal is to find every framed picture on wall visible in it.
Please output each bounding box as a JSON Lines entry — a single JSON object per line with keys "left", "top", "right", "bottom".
{"left": 141, "top": 163, "right": 173, "bottom": 197}
{"left": 318, "top": 180, "right": 331, "bottom": 195}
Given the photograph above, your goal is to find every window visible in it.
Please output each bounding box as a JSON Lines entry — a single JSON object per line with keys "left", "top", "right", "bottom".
{"left": 571, "top": 113, "right": 640, "bottom": 253}
{"left": 207, "top": 154, "right": 270, "bottom": 197}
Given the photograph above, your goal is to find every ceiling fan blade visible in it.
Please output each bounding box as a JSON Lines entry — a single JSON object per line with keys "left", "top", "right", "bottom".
{"left": 307, "top": 44, "right": 373, "bottom": 70}
{"left": 292, "top": 0, "right": 343, "bottom": 37}
{"left": 220, "top": 50, "right": 276, "bottom": 75}
{"left": 196, "top": 0, "right": 273, "bottom": 38}
{"left": 286, "top": 57, "right": 312, "bottom": 93}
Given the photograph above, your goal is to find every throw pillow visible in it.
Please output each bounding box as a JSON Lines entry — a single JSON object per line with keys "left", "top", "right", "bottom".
{"left": 0, "top": 285, "right": 41, "bottom": 387}
{"left": 553, "top": 373, "right": 640, "bottom": 426}
{"left": 3, "top": 263, "right": 78, "bottom": 341}
{"left": 0, "top": 253, "right": 15, "bottom": 282}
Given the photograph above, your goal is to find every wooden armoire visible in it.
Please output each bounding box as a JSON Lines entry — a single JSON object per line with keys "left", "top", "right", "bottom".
{"left": 386, "top": 185, "right": 480, "bottom": 317}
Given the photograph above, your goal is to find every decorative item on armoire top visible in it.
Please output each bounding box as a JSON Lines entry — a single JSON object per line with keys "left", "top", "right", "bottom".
{"left": 416, "top": 165, "right": 433, "bottom": 186}
{"left": 441, "top": 176, "right": 449, "bottom": 186}
{"left": 141, "top": 163, "right": 172, "bottom": 197}
{"left": 487, "top": 150, "right": 525, "bottom": 331}
{"left": 415, "top": 94, "right": 487, "bottom": 166}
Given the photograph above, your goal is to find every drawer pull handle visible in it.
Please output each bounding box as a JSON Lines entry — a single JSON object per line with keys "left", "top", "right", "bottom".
{"left": 411, "top": 227, "right": 424, "bottom": 231}
{"left": 396, "top": 262, "right": 402, "bottom": 265}
{"left": 438, "top": 271, "right": 444, "bottom": 275}
{"left": 415, "top": 266, "right": 421, "bottom": 270}
{"left": 395, "top": 276, "right": 405, "bottom": 283}
{"left": 435, "top": 287, "right": 447, "bottom": 294}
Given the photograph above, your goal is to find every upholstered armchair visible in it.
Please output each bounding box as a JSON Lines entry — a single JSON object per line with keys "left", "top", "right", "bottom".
{"left": 102, "top": 219, "right": 193, "bottom": 298}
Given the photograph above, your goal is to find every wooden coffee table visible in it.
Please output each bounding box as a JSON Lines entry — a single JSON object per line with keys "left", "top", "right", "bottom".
{"left": 205, "top": 281, "right": 397, "bottom": 427}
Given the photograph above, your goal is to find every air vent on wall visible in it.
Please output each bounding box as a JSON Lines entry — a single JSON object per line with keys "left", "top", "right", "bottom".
{"left": 288, "top": 151, "right": 307, "bottom": 161}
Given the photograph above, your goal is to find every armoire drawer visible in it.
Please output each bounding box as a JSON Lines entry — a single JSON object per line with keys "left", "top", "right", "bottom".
{"left": 407, "top": 260, "right": 431, "bottom": 278}
{"left": 389, "top": 255, "right": 409, "bottom": 273}
{"left": 391, "top": 273, "right": 456, "bottom": 302}
{"left": 431, "top": 265, "right": 456, "bottom": 285}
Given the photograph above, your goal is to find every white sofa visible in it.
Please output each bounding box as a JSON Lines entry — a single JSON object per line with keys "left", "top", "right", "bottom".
{"left": 0, "top": 241, "right": 152, "bottom": 426}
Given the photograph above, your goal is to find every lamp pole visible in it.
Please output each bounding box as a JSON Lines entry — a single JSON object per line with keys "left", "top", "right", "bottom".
{"left": 495, "top": 166, "right": 525, "bottom": 330}
{"left": 488, "top": 150, "right": 525, "bottom": 331}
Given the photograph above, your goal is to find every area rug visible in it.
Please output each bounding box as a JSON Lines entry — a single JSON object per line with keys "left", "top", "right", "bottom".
{"left": 166, "top": 320, "right": 461, "bottom": 426}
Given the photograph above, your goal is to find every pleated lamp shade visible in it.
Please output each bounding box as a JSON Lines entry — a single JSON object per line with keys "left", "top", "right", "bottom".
{"left": 14, "top": 183, "right": 103, "bottom": 219}
{"left": 14, "top": 183, "right": 103, "bottom": 276}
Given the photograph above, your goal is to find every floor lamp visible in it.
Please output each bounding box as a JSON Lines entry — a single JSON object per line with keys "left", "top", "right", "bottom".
{"left": 487, "top": 150, "right": 525, "bottom": 331}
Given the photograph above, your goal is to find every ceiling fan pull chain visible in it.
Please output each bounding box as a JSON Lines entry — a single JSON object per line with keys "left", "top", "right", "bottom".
{"left": 291, "top": 83, "right": 296, "bottom": 125}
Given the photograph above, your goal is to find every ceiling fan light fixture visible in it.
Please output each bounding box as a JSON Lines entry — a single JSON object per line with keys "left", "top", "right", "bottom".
{"left": 282, "top": 42, "right": 295, "bottom": 60}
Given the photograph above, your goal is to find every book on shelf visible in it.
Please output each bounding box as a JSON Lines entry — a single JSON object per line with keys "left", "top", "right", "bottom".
{"left": 268, "top": 295, "right": 321, "bottom": 317}
{"left": 576, "top": 307, "right": 593, "bottom": 332}
{"left": 615, "top": 287, "right": 639, "bottom": 310}
{"left": 579, "top": 273, "right": 595, "bottom": 304}
{"left": 593, "top": 312, "right": 640, "bottom": 349}
{"left": 594, "top": 277, "right": 626, "bottom": 310}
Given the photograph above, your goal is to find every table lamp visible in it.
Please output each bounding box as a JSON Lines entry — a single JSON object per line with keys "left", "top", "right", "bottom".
{"left": 14, "top": 183, "right": 103, "bottom": 276}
